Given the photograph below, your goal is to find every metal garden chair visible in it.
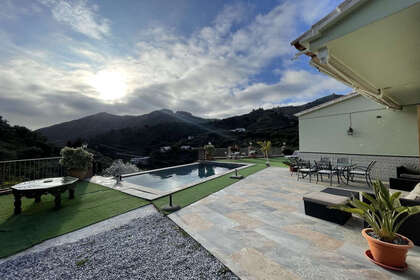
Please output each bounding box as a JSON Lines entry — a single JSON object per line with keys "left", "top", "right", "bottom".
{"left": 315, "top": 160, "right": 339, "bottom": 186}
{"left": 297, "top": 160, "right": 317, "bottom": 182}
{"left": 348, "top": 160, "right": 376, "bottom": 186}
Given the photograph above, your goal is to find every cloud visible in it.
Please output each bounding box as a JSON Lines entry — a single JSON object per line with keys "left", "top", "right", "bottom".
{"left": 39, "top": 0, "right": 110, "bottom": 39}
{"left": 0, "top": 0, "right": 349, "bottom": 129}
{"left": 0, "top": 0, "right": 43, "bottom": 20}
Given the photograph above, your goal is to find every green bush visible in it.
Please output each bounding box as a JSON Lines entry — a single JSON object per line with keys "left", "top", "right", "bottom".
{"left": 204, "top": 143, "right": 215, "bottom": 158}
{"left": 59, "top": 146, "right": 93, "bottom": 171}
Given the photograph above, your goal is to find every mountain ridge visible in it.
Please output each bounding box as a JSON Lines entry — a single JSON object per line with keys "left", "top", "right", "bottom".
{"left": 37, "top": 94, "right": 343, "bottom": 148}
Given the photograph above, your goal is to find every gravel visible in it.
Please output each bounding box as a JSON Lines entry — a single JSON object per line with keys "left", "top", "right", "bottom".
{"left": 0, "top": 213, "right": 239, "bottom": 280}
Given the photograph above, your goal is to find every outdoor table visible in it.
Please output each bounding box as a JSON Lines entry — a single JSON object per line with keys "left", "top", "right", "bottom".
{"left": 335, "top": 163, "right": 355, "bottom": 184}
{"left": 11, "top": 177, "right": 79, "bottom": 214}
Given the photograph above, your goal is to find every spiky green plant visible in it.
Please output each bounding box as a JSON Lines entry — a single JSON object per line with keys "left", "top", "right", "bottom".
{"left": 332, "top": 180, "right": 420, "bottom": 242}
{"left": 257, "top": 140, "right": 271, "bottom": 164}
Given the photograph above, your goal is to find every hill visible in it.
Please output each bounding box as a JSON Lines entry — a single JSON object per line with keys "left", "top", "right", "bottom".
{"left": 37, "top": 94, "right": 343, "bottom": 157}
{"left": 0, "top": 116, "right": 57, "bottom": 160}
{"left": 37, "top": 109, "right": 210, "bottom": 146}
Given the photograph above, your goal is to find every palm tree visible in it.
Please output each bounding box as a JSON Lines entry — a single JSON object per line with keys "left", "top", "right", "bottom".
{"left": 257, "top": 140, "right": 271, "bottom": 166}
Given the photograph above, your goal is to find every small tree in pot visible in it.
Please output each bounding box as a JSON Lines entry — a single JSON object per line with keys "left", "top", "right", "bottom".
{"left": 333, "top": 180, "right": 420, "bottom": 268}
{"left": 257, "top": 140, "right": 271, "bottom": 166}
{"left": 203, "top": 143, "right": 215, "bottom": 160}
{"left": 60, "top": 146, "right": 94, "bottom": 179}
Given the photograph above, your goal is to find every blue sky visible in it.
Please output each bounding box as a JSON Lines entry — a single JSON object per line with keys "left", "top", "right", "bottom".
{"left": 0, "top": 0, "right": 349, "bottom": 129}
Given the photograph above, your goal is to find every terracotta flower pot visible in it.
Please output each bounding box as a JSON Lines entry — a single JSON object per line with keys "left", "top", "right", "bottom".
{"left": 362, "top": 228, "right": 413, "bottom": 267}
{"left": 67, "top": 169, "right": 87, "bottom": 179}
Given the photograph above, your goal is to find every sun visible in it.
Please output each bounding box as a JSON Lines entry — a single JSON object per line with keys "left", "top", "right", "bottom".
{"left": 91, "top": 70, "right": 127, "bottom": 101}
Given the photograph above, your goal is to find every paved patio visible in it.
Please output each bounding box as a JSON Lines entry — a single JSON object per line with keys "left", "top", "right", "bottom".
{"left": 169, "top": 167, "right": 420, "bottom": 280}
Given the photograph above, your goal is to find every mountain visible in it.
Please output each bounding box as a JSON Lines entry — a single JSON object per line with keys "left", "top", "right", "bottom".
{"left": 214, "top": 93, "right": 342, "bottom": 131}
{"left": 37, "top": 109, "right": 210, "bottom": 146}
{"left": 37, "top": 94, "right": 343, "bottom": 155}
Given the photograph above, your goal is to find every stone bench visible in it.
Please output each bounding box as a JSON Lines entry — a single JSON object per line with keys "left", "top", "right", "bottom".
{"left": 303, "top": 191, "right": 351, "bottom": 225}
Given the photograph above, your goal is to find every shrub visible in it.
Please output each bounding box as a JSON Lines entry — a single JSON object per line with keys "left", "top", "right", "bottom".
{"left": 102, "top": 159, "right": 140, "bottom": 177}
{"left": 204, "top": 143, "right": 215, "bottom": 159}
{"left": 59, "top": 146, "right": 93, "bottom": 171}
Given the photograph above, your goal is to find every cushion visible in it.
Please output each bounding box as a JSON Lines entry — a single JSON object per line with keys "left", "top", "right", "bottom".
{"left": 299, "top": 168, "right": 316, "bottom": 172}
{"left": 400, "top": 173, "right": 420, "bottom": 180}
{"left": 405, "top": 183, "right": 420, "bottom": 200}
{"left": 303, "top": 192, "right": 349, "bottom": 206}
{"left": 350, "top": 170, "right": 366, "bottom": 175}
{"left": 403, "top": 166, "right": 420, "bottom": 174}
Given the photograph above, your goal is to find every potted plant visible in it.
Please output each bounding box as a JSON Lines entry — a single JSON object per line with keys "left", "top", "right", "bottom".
{"left": 257, "top": 140, "right": 271, "bottom": 166}
{"left": 203, "top": 143, "right": 215, "bottom": 160}
{"left": 333, "top": 180, "right": 420, "bottom": 268}
{"left": 282, "top": 159, "right": 295, "bottom": 172}
{"left": 59, "top": 146, "right": 94, "bottom": 179}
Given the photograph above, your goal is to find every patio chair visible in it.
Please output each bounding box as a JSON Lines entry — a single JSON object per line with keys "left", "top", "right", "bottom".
{"left": 336, "top": 157, "right": 352, "bottom": 181}
{"left": 336, "top": 157, "right": 350, "bottom": 166}
{"left": 297, "top": 160, "right": 317, "bottom": 182}
{"left": 289, "top": 157, "right": 301, "bottom": 176}
{"left": 315, "top": 161, "right": 339, "bottom": 186}
{"left": 320, "top": 157, "right": 330, "bottom": 163}
{"left": 348, "top": 160, "right": 376, "bottom": 186}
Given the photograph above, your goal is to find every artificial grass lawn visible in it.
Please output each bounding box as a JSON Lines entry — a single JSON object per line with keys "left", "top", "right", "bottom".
{"left": 153, "top": 157, "right": 286, "bottom": 214}
{"left": 0, "top": 181, "right": 149, "bottom": 258}
{"left": 223, "top": 157, "right": 288, "bottom": 167}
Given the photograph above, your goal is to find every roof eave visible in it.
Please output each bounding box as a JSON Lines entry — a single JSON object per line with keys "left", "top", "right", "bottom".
{"left": 294, "top": 92, "right": 359, "bottom": 117}
{"left": 291, "top": 0, "right": 366, "bottom": 52}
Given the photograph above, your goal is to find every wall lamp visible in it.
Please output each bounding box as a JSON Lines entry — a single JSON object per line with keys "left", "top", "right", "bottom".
{"left": 347, "top": 113, "right": 354, "bottom": 136}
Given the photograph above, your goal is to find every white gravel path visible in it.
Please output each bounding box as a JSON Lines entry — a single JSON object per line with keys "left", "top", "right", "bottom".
{"left": 0, "top": 208, "right": 238, "bottom": 280}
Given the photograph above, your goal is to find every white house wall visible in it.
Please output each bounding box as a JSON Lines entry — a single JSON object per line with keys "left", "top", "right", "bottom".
{"left": 299, "top": 95, "right": 418, "bottom": 157}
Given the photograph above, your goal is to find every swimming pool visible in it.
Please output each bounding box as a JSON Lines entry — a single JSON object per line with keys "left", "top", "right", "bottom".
{"left": 123, "top": 162, "right": 246, "bottom": 193}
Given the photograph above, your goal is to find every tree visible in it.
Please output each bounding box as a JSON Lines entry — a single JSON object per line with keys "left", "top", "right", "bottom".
{"left": 257, "top": 140, "right": 271, "bottom": 166}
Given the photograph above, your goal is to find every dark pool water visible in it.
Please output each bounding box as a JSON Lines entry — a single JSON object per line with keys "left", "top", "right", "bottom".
{"left": 123, "top": 162, "right": 244, "bottom": 192}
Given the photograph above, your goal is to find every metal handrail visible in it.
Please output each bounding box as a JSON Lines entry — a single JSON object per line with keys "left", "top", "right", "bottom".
{"left": 0, "top": 156, "right": 61, "bottom": 164}
{"left": 0, "top": 157, "right": 65, "bottom": 189}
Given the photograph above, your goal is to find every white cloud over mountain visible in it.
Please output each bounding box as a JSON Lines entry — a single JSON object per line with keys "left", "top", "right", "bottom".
{"left": 0, "top": 0, "right": 347, "bottom": 129}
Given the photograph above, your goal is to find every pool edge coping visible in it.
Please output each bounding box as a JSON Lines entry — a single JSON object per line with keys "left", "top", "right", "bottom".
{"left": 90, "top": 161, "right": 254, "bottom": 201}
{"left": 151, "top": 161, "right": 254, "bottom": 200}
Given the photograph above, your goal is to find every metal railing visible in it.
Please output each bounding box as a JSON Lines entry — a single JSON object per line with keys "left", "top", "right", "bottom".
{"left": 0, "top": 157, "right": 64, "bottom": 189}
{"left": 212, "top": 147, "right": 286, "bottom": 158}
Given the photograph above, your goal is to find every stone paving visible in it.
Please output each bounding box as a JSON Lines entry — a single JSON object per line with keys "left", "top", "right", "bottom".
{"left": 169, "top": 167, "right": 420, "bottom": 280}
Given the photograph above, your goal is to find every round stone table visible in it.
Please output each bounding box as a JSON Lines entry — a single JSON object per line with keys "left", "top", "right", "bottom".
{"left": 11, "top": 177, "right": 79, "bottom": 214}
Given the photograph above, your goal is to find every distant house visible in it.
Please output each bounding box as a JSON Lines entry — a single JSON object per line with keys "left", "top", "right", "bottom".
{"left": 291, "top": 0, "right": 420, "bottom": 181}
{"left": 180, "top": 145, "right": 191, "bottom": 150}
{"left": 160, "top": 146, "right": 172, "bottom": 153}
{"left": 187, "top": 136, "right": 194, "bottom": 140}
{"left": 130, "top": 157, "right": 150, "bottom": 165}
{"left": 230, "top": 128, "right": 246, "bottom": 133}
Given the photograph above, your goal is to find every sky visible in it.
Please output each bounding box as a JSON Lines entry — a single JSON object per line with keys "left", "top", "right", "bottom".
{"left": 0, "top": 0, "right": 350, "bottom": 129}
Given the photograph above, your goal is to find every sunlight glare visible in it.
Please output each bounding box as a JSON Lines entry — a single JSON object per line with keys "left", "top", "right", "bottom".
{"left": 91, "top": 70, "right": 128, "bottom": 101}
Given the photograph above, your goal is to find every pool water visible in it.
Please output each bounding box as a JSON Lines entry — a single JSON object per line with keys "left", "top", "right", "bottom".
{"left": 123, "top": 162, "right": 244, "bottom": 192}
